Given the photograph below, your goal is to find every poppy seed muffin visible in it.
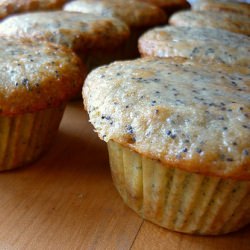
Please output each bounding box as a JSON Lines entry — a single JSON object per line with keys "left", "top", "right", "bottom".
{"left": 64, "top": 0, "right": 167, "bottom": 58}
{"left": 139, "top": 26, "right": 250, "bottom": 66}
{"left": 169, "top": 10, "right": 250, "bottom": 36}
{"left": 0, "top": 37, "right": 85, "bottom": 171}
{"left": 64, "top": 0, "right": 167, "bottom": 28}
{"left": 192, "top": 0, "right": 250, "bottom": 17}
{"left": 0, "top": 0, "right": 66, "bottom": 20}
{"left": 83, "top": 57, "right": 250, "bottom": 235}
{"left": 0, "top": 11, "right": 130, "bottom": 71}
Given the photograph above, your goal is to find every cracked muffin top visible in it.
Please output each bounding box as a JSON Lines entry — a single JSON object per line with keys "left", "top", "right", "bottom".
{"left": 0, "top": 11, "right": 130, "bottom": 52}
{"left": 0, "top": 0, "right": 66, "bottom": 19}
{"left": 63, "top": 0, "right": 167, "bottom": 28}
{"left": 83, "top": 57, "right": 250, "bottom": 180}
{"left": 0, "top": 37, "right": 86, "bottom": 115}
{"left": 169, "top": 10, "right": 250, "bottom": 36}
{"left": 139, "top": 26, "right": 250, "bottom": 66}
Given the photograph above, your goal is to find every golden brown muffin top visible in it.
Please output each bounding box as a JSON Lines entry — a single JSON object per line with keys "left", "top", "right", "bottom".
{"left": 0, "top": 37, "right": 86, "bottom": 116}
{"left": 139, "top": 26, "right": 250, "bottom": 67}
{"left": 169, "top": 10, "right": 250, "bottom": 36}
{"left": 192, "top": 0, "right": 250, "bottom": 16}
{"left": 0, "top": 0, "right": 66, "bottom": 19}
{"left": 64, "top": 0, "right": 167, "bottom": 28}
{"left": 0, "top": 11, "right": 129, "bottom": 52}
{"left": 83, "top": 57, "right": 250, "bottom": 180}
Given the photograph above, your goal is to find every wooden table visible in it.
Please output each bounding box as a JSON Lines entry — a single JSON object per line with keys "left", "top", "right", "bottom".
{"left": 0, "top": 101, "right": 249, "bottom": 250}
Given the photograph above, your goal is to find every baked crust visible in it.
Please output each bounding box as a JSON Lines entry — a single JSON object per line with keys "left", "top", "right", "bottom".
{"left": 138, "top": 26, "right": 250, "bottom": 66}
{"left": 0, "top": 37, "right": 86, "bottom": 115}
{"left": 0, "top": 11, "right": 130, "bottom": 52}
{"left": 63, "top": 0, "right": 167, "bottom": 28}
{"left": 192, "top": 0, "right": 250, "bottom": 17}
{"left": 0, "top": 0, "right": 66, "bottom": 19}
{"left": 169, "top": 10, "right": 250, "bottom": 36}
{"left": 83, "top": 57, "right": 250, "bottom": 180}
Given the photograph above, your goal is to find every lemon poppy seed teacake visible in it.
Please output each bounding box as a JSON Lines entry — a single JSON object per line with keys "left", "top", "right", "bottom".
{"left": 138, "top": 26, "right": 250, "bottom": 67}
{"left": 0, "top": 11, "right": 130, "bottom": 71}
{"left": 192, "top": 0, "right": 250, "bottom": 17}
{"left": 83, "top": 57, "right": 250, "bottom": 235}
{"left": 63, "top": 0, "right": 167, "bottom": 58}
{"left": 64, "top": 0, "right": 167, "bottom": 28}
{"left": 0, "top": 37, "right": 86, "bottom": 170}
{"left": 169, "top": 10, "right": 250, "bottom": 36}
{"left": 0, "top": 0, "right": 66, "bottom": 19}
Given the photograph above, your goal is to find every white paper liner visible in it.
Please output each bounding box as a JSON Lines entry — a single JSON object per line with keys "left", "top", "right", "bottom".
{"left": 108, "top": 140, "right": 250, "bottom": 235}
{"left": 0, "top": 104, "right": 65, "bottom": 171}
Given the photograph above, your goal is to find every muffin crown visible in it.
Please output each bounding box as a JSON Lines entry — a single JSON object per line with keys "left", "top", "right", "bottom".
{"left": 139, "top": 26, "right": 250, "bottom": 66}
{"left": 0, "top": 37, "right": 86, "bottom": 115}
{"left": 64, "top": 0, "right": 167, "bottom": 28}
{"left": 169, "top": 10, "right": 250, "bottom": 36}
{"left": 192, "top": 0, "right": 250, "bottom": 16}
{"left": 83, "top": 58, "right": 250, "bottom": 180}
{"left": 0, "top": 11, "right": 130, "bottom": 51}
{"left": 0, "top": 0, "right": 66, "bottom": 19}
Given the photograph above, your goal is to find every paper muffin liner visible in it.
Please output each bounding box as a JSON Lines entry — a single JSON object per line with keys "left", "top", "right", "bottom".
{"left": 0, "top": 104, "right": 66, "bottom": 171}
{"left": 107, "top": 140, "right": 250, "bottom": 235}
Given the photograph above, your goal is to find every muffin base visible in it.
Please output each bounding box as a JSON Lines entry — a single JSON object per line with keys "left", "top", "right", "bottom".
{"left": 0, "top": 104, "right": 65, "bottom": 171}
{"left": 107, "top": 140, "right": 250, "bottom": 235}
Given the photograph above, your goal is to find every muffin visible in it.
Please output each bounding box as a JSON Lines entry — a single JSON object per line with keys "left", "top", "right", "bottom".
{"left": 0, "top": 11, "right": 130, "bottom": 71}
{"left": 83, "top": 57, "right": 250, "bottom": 235}
{"left": 192, "top": 0, "right": 250, "bottom": 17}
{"left": 137, "top": 0, "right": 190, "bottom": 16}
{"left": 64, "top": 0, "right": 167, "bottom": 58}
{"left": 139, "top": 26, "right": 250, "bottom": 66}
{"left": 0, "top": 37, "right": 85, "bottom": 171}
{"left": 0, "top": 0, "right": 66, "bottom": 19}
{"left": 169, "top": 10, "right": 250, "bottom": 36}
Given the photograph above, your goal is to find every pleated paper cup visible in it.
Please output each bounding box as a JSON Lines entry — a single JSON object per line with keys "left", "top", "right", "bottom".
{"left": 108, "top": 140, "right": 250, "bottom": 235}
{"left": 0, "top": 104, "right": 65, "bottom": 171}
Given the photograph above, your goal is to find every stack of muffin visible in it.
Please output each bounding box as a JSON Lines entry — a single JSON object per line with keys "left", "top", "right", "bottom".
{"left": 0, "top": 0, "right": 174, "bottom": 171}
{"left": 0, "top": 0, "right": 249, "bottom": 236}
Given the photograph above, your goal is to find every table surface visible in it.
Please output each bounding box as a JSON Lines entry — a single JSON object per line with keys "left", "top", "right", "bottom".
{"left": 0, "top": 101, "right": 249, "bottom": 250}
